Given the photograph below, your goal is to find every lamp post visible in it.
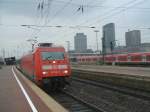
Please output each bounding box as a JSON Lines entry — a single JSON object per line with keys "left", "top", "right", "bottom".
{"left": 102, "top": 37, "right": 105, "bottom": 64}
{"left": 110, "top": 40, "right": 117, "bottom": 54}
{"left": 27, "top": 37, "right": 38, "bottom": 52}
{"left": 2, "top": 48, "right": 5, "bottom": 59}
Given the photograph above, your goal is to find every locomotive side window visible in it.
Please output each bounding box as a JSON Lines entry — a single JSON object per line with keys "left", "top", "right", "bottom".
{"left": 41, "top": 52, "right": 64, "bottom": 60}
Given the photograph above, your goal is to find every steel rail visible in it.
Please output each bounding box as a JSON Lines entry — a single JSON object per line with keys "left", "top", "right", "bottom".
{"left": 71, "top": 77, "right": 150, "bottom": 101}
{"left": 49, "top": 90, "right": 105, "bottom": 112}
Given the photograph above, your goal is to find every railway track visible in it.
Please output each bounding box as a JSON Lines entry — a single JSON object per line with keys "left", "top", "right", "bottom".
{"left": 49, "top": 90, "right": 104, "bottom": 112}
{"left": 68, "top": 76, "right": 150, "bottom": 112}
{"left": 71, "top": 77, "right": 150, "bottom": 101}
{"left": 17, "top": 65, "right": 150, "bottom": 112}
{"left": 16, "top": 66, "right": 103, "bottom": 112}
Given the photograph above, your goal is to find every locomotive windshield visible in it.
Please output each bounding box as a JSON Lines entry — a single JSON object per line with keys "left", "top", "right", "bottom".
{"left": 41, "top": 52, "right": 65, "bottom": 60}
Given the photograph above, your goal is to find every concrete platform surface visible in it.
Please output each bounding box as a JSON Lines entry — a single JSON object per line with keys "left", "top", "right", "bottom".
{"left": 0, "top": 66, "right": 67, "bottom": 112}
{"left": 0, "top": 66, "right": 33, "bottom": 112}
{"left": 72, "top": 65, "right": 150, "bottom": 78}
{"left": 72, "top": 65, "right": 150, "bottom": 91}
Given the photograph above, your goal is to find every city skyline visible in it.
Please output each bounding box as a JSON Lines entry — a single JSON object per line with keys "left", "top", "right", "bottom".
{"left": 0, "top": 0, "right": 150, "bottom": 57}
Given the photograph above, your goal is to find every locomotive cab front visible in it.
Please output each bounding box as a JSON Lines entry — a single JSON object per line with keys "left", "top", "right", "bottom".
{"left": 35, "top": 45, "right": 71, "bottom": 90}
{"left": 20, "top": 43, "right": 71, "bottom": 90}
{"left": 41, "top": 50, "right": 71, "bottom": 77}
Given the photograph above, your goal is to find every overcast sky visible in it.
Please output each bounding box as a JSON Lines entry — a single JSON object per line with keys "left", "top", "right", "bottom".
{"left": 0, "top": 0, "right": 150, "bottom": 58}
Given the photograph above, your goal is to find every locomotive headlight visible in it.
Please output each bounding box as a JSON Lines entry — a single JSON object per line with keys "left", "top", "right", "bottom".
{"left": 42, "top": 71, "right": 48, "bottom": 75}
{"left": 64, "top": 70, "right": 68, "bottom": 74}
{"left": 53, "top": 61, "right": 56, "bottom": 64}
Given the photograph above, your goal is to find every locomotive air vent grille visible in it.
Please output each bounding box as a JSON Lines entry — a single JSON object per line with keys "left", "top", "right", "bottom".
{"left": 38, "top": 43, "right": 53, "bottom": 47}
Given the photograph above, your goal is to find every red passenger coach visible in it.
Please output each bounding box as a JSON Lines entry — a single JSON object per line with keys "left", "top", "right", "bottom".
{"left": 20, "top": 43, "right": 71, "bottom": 90}
{"left": 71, "top": 52, "right": 150, "bottom": 65}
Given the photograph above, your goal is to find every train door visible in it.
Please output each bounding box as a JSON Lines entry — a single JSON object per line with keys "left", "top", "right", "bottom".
{"left": 127, "top": 56, "right": 131, "bottom": 62}
{"left": 142, "top": 55, "right": 146, "bottom": 62}
{"left": 146, "top": 55, "right": 150, "bottom": 62}
{"left": 115, "top": 55, "right": 118, "bottom": 63}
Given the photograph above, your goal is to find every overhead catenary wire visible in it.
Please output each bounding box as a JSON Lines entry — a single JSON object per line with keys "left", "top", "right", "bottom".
{"left": 32, "top": 0, "right": 149, "bottom": 42}
{"left": 32, "top": 0, "right": 53, "bottom": 40}
{"left": 55, "top": 0, "right": 148, "bottom": 40}
{"left": 46, "top": 0, "right": 73, "bottom": 24}
{"left": 35, "top": 0, "right": 45, "bottom": 29}
{"left": 2, "top": 0, "right": 150, "bottom": 11}
{"left": 44, "top": 0, "right": 53, "bottom": 25}
{"left": 41, "top": 0, "right": 150, "bottom": 10}
{"left": 4, "top": 0, "right": 148, "bottom": 48}
{"left": 88, "top": 0, "right": 148, "bottom": 26}
{"left": 79, "top": 0, "right": 142, "bottom": 26}
{"left": 32, "top": 0, "right": 73, "bottom": 39}
{"left": 1, "top": 24, "right": 150, "bottom": 31}
{"left": 71, "top": 0, "right": 93, "bottom": 16}
{"left": 53, "top": 0, "right": 106, "bottom": 34}
{"left": 28, "top": 0, "right": 42, "bottom": 41}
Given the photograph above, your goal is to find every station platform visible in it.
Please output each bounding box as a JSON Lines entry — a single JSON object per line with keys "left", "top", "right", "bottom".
{"left": 0, "top": 66, "right": 67, "bottom": 112}
{"left": 72, "top": 65, "right": 150, "bottom": 91}
{"left": 72, "top": 65, "right": 150, "bottom": 78}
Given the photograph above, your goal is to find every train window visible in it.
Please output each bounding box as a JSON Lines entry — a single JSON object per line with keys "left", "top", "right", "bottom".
{"left": 41, "top": 52, "right": 64, "bottom": 60}
{"left": 131, "top": 55, "right": 141, "bottom": 61}
{"left": 87, "top": 58, "right": 91, "bottom": 61}
{"left": 82, "top": 59, "right": 85, "bottom": 62}
{"left": 70, "top": 58, "right": 77, "bottom": 62}
{"left": 118, "top": 56, "right": 127, "bottom": 61}
{"left": 142, "top": 55, "right": 146, "bottom": 59}
{"left": 146, "top": 56, "right": 150, "bottom": 61}
{"left": 93, "top": 58, "right": 97, "bottom": 61}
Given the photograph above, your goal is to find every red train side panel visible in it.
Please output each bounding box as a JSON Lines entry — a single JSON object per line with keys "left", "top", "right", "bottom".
{"left": 74, "top": 52, "right": 150, "bottom": 65}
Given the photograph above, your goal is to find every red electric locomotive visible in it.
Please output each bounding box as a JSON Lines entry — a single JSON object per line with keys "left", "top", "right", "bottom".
{"left": 20, "top": 43, "right": 71, "bottom": 90}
